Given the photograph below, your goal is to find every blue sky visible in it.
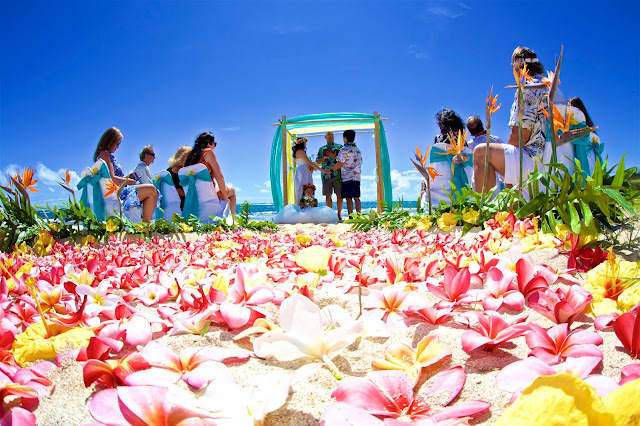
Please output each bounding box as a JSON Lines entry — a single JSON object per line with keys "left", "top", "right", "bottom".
{"left": 1, "top": 1, "right": 638, "bottom": 207}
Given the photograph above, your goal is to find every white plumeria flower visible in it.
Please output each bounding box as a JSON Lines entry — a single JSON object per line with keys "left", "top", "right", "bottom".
{"left": 254, "top": 294, "right": 364, "bottom": 379}
{"left": 75, "top": 279, "right": 120, "bottom": 316}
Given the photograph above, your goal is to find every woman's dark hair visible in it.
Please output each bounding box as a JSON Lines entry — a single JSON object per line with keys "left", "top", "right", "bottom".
{"left": 292, "top": 137, "right": 307, "bottom": 156}
{"left": 435, "top": 108, "right": 465, "bottom": 135}
{"left": 569, "top": 97, "right": 595, "bottom": 128}
{"left": 512, "top": 46, "right": 544, "bottom": 76}
{"left": 185, "top": 132, "right": 216, "bottom": 166}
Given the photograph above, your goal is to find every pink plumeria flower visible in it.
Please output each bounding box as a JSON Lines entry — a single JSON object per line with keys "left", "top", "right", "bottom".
{"left": 528, "top": 285, "right": 593, "bottom": 325}
{"left": 363, "top": 282, "right": 427, "bottom": 329}
{"left": 135, "top": 283, "right": 169, "bottom": 306}
{"left": 473, "top": 266, "right": 524, "bottom": 312}
{"left": 322, "top": 368, "right": 490, "bottom": 424}
{"left": 75, "top": 279, "right": 120, "bottom": 316}
{"left": 461, "top": 311, "right": 530, "bottom": 352}
{"left": 525, "top": 323, "right": 603, "bottom": 364}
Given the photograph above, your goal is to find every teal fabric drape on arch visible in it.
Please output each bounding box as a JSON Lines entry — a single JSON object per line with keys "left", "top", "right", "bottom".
{"left": 269, "top": 112, "right": 393, "bottom": 211}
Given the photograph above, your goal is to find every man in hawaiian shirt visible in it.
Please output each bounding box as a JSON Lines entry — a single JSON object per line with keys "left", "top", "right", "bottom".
{"left": 332, "top": 130, "right": 362, "bottom": 216}
{"left": 472, "top": 46, "right": 564, "bottom": 195}
{"left": 316, "top": 131, "right": 343, "bottom": 220}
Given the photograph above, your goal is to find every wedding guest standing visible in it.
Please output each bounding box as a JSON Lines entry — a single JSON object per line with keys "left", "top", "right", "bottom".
{"left": 332, "top": 130, "right": 362, "bottom": 216}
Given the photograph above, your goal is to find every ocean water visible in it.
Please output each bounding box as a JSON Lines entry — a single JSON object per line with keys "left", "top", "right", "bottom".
{"left": 246, "top": 200, "right": 418, "bottom": 222}
{"left": 38, "top": 200, "right": 419, "bottom": 222}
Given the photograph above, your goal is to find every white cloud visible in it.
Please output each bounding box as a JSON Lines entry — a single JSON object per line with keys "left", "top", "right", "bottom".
{"left": 427, "top": 6, "right": 463, "bottom": 19}
{"left": 259, "top": 189, "right": 270, "bottom": 193}
{"left": 220, "top": 127, "right": 240, "bottom": 132}
{"left": 35, "top": 162, "right": 80, "bottom": 187}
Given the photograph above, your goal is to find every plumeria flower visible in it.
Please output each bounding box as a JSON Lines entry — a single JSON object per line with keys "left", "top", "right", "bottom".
{"left": 497, "top": 356, "right": 617, "bottom": 400}
{"left": 363, "top": 282, "right": 427, "bottom": 329}
{"left": 134, "top": 283, "right": 168, "bottom": 306}
{"left": 322, "top": 368, "right": 490, "bottom": 424}
{"left": 427, "top": 267, "right": 476, "bottom": 309}
{"left": 254, "top": 294, "right": 365, "bottom": 379}
{"left": 472, "top": 266, "right": 524, "bottom": 312}
{"left": 371, "top": 335, "right": 451, "bottom": 385}
{"left": 528, "top": 285, "right": 593, "bottom": 325}
{"left": 525, "top": 323, "right": 603, "bottom": 364}
{"left": 125, "top": 341, "right": 249, "bottom": 389}
{"left": 461, "top": 311, "right": 530, "bottom": 352}
{"left": 75, "top": 279, "right": 120, "bottom": 316}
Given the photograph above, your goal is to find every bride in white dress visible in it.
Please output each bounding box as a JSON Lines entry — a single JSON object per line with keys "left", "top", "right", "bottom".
{"left": 273, "top": 137, "right": 338, "bottom": 224}
{"left": 292, "top": 137, "right": 328, "bottom": 203}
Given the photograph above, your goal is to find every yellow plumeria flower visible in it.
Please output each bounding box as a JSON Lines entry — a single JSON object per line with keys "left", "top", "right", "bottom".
{"left": 178, "top": 223, "right": 192, "bottom": 233}
{"left": 212, "top": 273, "right": 229, "bottom": 294}
{"left": 330, "top": 234, "right": 346, "bottom": 247}
{"left": 416, "top": 217, "right": 433, "bottom": 231}
{"left": 295, "top": 246, "right": 331, "bottom": 274}
{"left": 82, "top": 235, "right": 96, "bottom": 246}
{"left": 520, "top": 233, "right": 558, "bottom": 253}
{"left": 436, "top": 212, "right": 458, "bottom": 232}
{"left": 295, "top": 234, "right": 313, "bottom": 246}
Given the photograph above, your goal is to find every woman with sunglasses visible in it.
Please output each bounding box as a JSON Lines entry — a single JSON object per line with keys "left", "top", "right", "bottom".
{"left": 184, "top": 131, "right": 237, "bottom": 216}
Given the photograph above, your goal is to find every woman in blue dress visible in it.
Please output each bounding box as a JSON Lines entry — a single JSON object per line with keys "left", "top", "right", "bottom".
{"left": 93, "top": 127, "right": 159, "bottom": 222}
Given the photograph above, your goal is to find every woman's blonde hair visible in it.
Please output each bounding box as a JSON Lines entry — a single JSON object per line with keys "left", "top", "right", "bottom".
{"left": 93, "top": 127, "right": 123, "bottom": 161}
{"left": 169, "top": 146, "right": 192, "bottom": 168}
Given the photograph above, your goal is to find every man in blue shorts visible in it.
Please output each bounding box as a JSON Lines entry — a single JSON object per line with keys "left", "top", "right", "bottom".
{"left": 332, "top": 130, "right": 362, "bottom": 217}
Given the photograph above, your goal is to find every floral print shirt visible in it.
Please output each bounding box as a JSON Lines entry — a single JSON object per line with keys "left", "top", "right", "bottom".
{"left": 508, "top": 74, "right": 565, "bottom": 157}
{"left": 337, "top": 143, "right": 362, "bottom": 182}
{"left": 316, "top": 143, "right": 343, "bottom": 181}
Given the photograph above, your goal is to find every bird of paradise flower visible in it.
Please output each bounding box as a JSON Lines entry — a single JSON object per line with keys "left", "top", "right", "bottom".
{"left": 410, "top": 145, "right": 442, "bottom": 214}
{"left": 478, "top": 87, "right": 502, "bottom": 217}
{"left": 103, "top": 178, "right": 128, "bottom": 225}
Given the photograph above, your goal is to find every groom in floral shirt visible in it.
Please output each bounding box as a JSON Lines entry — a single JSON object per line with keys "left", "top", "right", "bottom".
{"left": 332, "top": 130, "right": 362, "bottom": 216}
{"left": 316, "top": 131, "right": 343, "bottom": 221}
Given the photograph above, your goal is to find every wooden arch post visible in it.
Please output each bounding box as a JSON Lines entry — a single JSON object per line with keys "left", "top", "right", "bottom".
{"left": 374, "top": 111, "right": 384, "bottom": 213}
{"left": 281, "top": 116, "right": 288, "bottom": 206}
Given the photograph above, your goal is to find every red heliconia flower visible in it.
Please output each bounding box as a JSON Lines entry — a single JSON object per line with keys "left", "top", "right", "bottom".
{"left": 613, "top": 305, "right": 640, "bottom": 359}
{"left": 525, "top": 323, "right": 603, "bottom": 364}
{"left": 528, "top": 285, "right": 593, "bottom": 325}
{"left": 461, "top": 311, "right": 530, "bottom": 352}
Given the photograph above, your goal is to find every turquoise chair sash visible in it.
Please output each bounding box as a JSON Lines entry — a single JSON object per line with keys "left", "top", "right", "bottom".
{"left": 179, "top": 169, "right": 213, "bottom": 219}
{"left": 569, "top": 121, "right": 603, "bottom": 176}
{"left": 76, "top": 162, "right": 111, "bottom": 221}
{"left": 153, "top": 173, "right": 174, "bottom": 220}
{"left": 430, "top": 147, "right": 474, "bottom": 192}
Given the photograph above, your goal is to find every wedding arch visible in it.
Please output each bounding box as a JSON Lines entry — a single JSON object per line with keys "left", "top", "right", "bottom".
{"left": 269, "top": 112, "right": 392, "bottom": 213}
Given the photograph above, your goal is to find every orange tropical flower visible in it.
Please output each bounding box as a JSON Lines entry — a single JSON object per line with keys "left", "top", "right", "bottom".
{"left": 444, "top": 130, "right": 468, "bottom": 156}
{"left": 103, "top": 179, "right": 119, "bottom": 198}
{"left": 487, "top": 87, "right": 501, "bottom": 115}
{"left": 542, "top": 103, "right": 571, "bottom": 133}
{"left": 415, "top": 146, "right": 428, "bottom": 166}
{"left": 512, "top": 62, "right": 534, "bottom": 87}
{"left": 15, "top": 168, "right": 38, "bottom": 193}
{"left": 427, "top": 166, "right": 442, "bottom": 181}
{"left": 64, "top": 170, "right": 72, "bottom": 185}
{"left": 541, "top": 71, "right": 560, "bottom": 87}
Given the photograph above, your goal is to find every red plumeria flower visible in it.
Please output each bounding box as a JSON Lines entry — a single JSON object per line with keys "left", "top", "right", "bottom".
{"left": 613, "top": 305, "right": 640, "bottom": 359}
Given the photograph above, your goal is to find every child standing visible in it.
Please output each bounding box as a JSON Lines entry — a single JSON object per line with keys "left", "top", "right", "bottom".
{"left": 332, "top": 129, "right": 362, "bottom": 216}
{"left": 299, "top": 183, "right": 319, "bottom": 209}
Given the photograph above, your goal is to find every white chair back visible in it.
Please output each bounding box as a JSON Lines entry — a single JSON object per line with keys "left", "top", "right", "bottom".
{"left": 153, "top": 171, "right": 182, "bottom": 221}
{"left": 178, "top": 163, "right": 230, "bottom": 224}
